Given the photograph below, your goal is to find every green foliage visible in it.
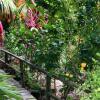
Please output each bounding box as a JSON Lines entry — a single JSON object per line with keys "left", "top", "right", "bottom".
{"left": 0, "top": 74, "right": 22, "bottom": 100}
{"left": 75, "top": 53, "right": 100, "bottom": 100}
{"left": 76, "top": 65, "right": 100, "bottom": 100}
{"left": 4, "top": 0, "right": 100, "bottom": 99}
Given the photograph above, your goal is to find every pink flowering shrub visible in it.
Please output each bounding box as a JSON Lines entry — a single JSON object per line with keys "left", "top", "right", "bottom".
{"left": 25, "top": 8, "right": 41, "bottom": 29}
{"left": 25, "top": 7, "right": 48, "bottom": 30}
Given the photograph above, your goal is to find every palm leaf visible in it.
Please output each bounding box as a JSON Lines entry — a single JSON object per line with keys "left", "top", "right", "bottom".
{"left": 0, "top": 74, "right": 22, "bottom": 100}
{"left": 0, "top": 0, "right": 16, "bottom": 18}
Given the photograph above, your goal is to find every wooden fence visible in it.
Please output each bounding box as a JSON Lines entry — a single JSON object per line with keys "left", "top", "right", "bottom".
{"left": 0, "top": 49, "right": 76, "bottom": 100}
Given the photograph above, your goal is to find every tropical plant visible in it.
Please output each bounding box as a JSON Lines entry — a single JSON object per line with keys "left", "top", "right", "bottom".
{"left": 76, "top": 65, "right": 100, "bottom": 100}
{"left": 0, "top": 0, "right": 16, "bottom": 19}
{"left": 4, "top": 0, "right": 100, "bottom": 99}
{"left": 0, "top": 73, "right": 22, "bottom": 100}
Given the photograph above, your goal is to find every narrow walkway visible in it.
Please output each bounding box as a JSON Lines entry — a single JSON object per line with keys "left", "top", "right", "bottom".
{"left": 0, "top": 69, "right": 37, "bottom": 100}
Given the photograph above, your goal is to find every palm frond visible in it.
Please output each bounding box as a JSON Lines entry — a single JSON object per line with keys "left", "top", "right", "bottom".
{"left": 0, "top": 74, "right": 22, "bottom": 100}
{"left": 0, "top": 0, "right": 16, "bottom": 18}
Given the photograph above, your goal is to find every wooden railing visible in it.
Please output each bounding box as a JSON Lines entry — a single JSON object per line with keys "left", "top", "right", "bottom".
{"left": 0, "top": 49, "right": 76, "bottom": 100}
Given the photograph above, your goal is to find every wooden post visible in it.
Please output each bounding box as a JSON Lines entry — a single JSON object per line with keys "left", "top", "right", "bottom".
{"left": 20, "top": 61, "right": 25, "bottom": 86}
{"left": 46, "top": 75, "right": 51, "bottom": 100}
{"left": 5, "top": 52, "right": 9, "bottom": 64}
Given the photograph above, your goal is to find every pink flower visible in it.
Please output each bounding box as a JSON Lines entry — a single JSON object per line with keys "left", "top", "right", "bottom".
{"left": 0, "top": 21, "right": 4, "bottom": 47}
{"left": 0, "top": 21, "right": 3, "bottom": 34}
{"left": 25, "top": 8, "right": 40, "bottom": 29}
{"left": 25, "top": 8, "right": 49, "bottom": 30}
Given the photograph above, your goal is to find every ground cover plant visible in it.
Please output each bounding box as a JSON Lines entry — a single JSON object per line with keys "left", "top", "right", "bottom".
{"left": 0, "top": 73, "right": 22, "bottom": 100}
